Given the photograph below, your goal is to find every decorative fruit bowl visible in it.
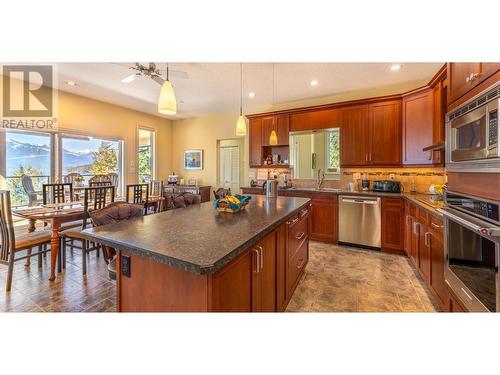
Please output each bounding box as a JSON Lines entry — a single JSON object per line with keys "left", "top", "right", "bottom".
{"left": 213, "top": 193, "right": 252, "bottom": 213}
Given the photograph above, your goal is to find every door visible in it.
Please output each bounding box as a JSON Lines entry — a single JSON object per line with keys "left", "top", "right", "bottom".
{"left": 369, "top": 100, "right": 402, "bottom": 165}
{"left": 402, "top": 90, "right": 434, "bottom": 165}
{"left": 219, "top": 146, "right": 240, "bottom": 192}
{"left": 432, "top": 82, "right": 446, "bottom": 164}
{"left": 249, "top": 118, "right": 262, "bottom": 167}
{"left": 253, "top": 231, "right": 277, "bottom": 312}
{"left": 341, "top": 105, "right": 369, "bottom": 166}
{"left": 381, "top": 198, "right": 403, "bottom": 251}
{"left": 410, "top": 216, "right": 419, "bottom": 267}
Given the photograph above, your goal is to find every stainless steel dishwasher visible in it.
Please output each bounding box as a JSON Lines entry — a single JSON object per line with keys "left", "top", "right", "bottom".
{"left": 338, "top": 195, "right": 381, "bottom": 249}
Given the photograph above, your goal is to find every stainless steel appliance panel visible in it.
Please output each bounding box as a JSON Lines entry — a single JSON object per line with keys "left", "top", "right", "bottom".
{"left": 339, "top": 196, "right": 381, "bottom": 248}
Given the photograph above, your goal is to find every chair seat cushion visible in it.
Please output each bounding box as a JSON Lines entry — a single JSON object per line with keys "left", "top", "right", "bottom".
{"left": 60, "top": 226, "right": 90, "bottom": 240}
{"left": 15, "top": 230, "right": 51, "bottom": 250}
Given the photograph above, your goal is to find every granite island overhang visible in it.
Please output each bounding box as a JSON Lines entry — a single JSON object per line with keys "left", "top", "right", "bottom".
{"left": 81, "top": 195, "right": 312, "bottom": 312}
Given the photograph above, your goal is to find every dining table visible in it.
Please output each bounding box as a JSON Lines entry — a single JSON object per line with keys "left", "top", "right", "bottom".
{"left": 12, "top": 195, "right": 166, "bottom": 281}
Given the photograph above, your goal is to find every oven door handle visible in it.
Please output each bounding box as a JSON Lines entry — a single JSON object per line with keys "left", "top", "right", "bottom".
{"left": 438, "top": 208, "right": 500, "bottom": 237}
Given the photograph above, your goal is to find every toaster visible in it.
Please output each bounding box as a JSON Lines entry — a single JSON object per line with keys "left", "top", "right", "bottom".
{"left": 372, "top": 180, "right": 401, "bottom": 193}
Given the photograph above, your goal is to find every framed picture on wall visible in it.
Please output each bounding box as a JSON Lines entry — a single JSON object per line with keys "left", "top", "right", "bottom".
{"left": 184, "top": 149, "right": 203, "bottom": 170}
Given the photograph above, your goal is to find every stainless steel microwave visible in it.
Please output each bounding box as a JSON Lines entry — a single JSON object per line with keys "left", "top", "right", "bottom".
{"left": 446, "top": 83, "right": 500, "bottom": 169}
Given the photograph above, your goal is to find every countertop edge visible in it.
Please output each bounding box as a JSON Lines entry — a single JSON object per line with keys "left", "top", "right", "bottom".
{"left": 80, "top": 198, "right": 311, "bottom": 275}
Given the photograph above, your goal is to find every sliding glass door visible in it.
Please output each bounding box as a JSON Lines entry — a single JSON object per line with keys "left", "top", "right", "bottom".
{"left": 4, "top": 131, "right": 52, "bottom": 206}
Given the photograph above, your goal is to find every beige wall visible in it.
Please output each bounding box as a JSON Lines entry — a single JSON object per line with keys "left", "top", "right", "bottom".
{"left": 58, "top": 91, "right": 173, "bottom": 185}
{"left": 171, "top": 111, "right": 250, "bottom": 189}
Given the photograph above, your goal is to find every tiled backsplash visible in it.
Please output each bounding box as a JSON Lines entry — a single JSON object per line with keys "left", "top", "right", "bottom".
{"left": 341, "top": 167, "right": 446, "bottom": 193}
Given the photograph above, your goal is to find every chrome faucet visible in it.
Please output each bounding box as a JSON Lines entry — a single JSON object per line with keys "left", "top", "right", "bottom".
{"left": 317, "top": 169, "right": 325, "bottom": 190}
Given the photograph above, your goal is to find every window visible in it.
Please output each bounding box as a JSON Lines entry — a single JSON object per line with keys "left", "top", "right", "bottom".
{"left": 4, "top": 131, "right": 52, "bottom": 206}
{"left": 138, "top": 129, "right": 155, "bottom": 183}
{"left": 326, "top": 128, "right": 340, "bottom": 173}
{"left": 61, "top": 135, "right": 122, "bottom": 186}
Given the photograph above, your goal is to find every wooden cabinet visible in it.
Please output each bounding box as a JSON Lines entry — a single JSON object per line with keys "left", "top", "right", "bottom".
{"left": 402, "top": 89, "right": 434, "bottom": 165}
{"left": 418, "top": 221, "right": 431, "bottom": 284}
{"left": 381, "top": 198, "right": 403, "bottom": 252}
{"left": 289, "top": 108, "right": 342, "bottom": 132}
{"left": 403, "top": 201, "right": 413, "bottom": 256}
{"left": 286, "top": 206, "right": 310, "bottom": 299}
{"left": 249, "top": 118, "right": 263, "bottom": 167}
{"left": 164, "top": 185, "right": 212, "bottom": 203}
{"left": 262, "top": 114, "right": 289, "bottom": 146}
{"left": 447, "top": 286, "right": 467, "bottom": 312}
{"left": 448, "top": 62, "right": 500, "bottom": 104}
{"left": 309, "top": 194, "right": 338, "bottom": 243}
{"left": 212, "top": 229, "right": 278, "bottom": 312}
{"left": 369, "top": 100, "right": 402, "bottom": 165}
{"left": 341, "top": 101, "right": 401, "bottom": 167}
{"left": 340, "top": 105, "right": 369, "bottom": 166}
{"left": 432, "top": 80, "right": 446, "bottom": 164}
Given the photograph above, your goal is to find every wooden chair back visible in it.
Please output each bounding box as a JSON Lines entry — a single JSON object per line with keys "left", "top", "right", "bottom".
{"left": 89, "top": 175, "right": 112, "bottom": 187}
{"left": 82, "top": 186, "right": 115, "bottom": 229}
{"left": 42, "top": 183, "right": 74, "bottom": 205}
{"left": 126, "top": 184, "right": 149, "bottom": 213}
{"left": 63, "top": 173, "right": 81, "bottom": 184}
{"left": 106, "top": 173, "right": 119, "bottom": 188}
{"left": 0, "top": 190, "right": 16, "bottom": 263}
{"left": 149, "top": 180, "right": 164, "bottom": 197}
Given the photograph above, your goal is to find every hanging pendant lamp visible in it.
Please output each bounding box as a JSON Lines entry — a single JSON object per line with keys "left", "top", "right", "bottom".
{"left": 235, "top": 63, "right": 247, "bottom": 136}
{"left": 269, "top": 63, "right": 278, "bottom": 145}
{"left": 158, "top": 63, "right": 177, "bottom": 115}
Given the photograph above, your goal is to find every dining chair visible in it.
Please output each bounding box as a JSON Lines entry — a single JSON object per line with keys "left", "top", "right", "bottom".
{"left": 88, "top": 175, "right": 112, "bottom": 187}
{"left": 0, "top": 190, "right": 52, "bottom": 291}
{"left": 89, "top": 201, "right": 144, "bottom": 280}
{"left": 148, "top": 180, "right": 164, "bottom": 212}
{"left": 126, "top": 184, "right": 149, "bottom": 214}
{"left": 213, "top": 187, "right": 231, "bottom": 200}
{"left": 60, "top": 185, "right": 115, "bottom": 275}
{"left": 63, "top": 173, "right": 81, "bottom": 184}
{"left": 106, "top": 172, "right": 119, "bottom": 188}
{"left": 42, "top": 183, "right": 74, "bottom": 205}
{"left": 21, "top": 174, "right": 43, "bottom": 206}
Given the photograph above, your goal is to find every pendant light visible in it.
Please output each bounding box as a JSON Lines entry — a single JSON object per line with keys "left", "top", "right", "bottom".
{"left": 235, "top": 63, "right": 247, "bottom": 136}
{"left": 269, "top": 63, "right": 278, "bottom": 145}
{"left": 158, "top": 63, "right": 177, "bottom": 115}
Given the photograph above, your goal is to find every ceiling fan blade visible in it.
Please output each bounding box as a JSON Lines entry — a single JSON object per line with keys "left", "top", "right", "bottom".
{"left": 121, "top": 74, "right": 137, "bottom": 83}
{"left": 151, "top": 75, "right": 165, "bottom": 85}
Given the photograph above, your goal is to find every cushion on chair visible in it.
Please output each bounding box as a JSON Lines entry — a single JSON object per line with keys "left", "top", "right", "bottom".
{"left": 15, "top": 230, "right": 51, "bottom": 250}
{"left": 60, "top": 227, "right": 88, "bottom": 240}
{"left": 89, "top": 202, "right": 144, "bottom": 226}
{"left": 164, "top": 192, "right": 201, "bottom": 210}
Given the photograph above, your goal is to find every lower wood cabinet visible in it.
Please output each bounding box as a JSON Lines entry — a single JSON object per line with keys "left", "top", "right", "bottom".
{"left": 447, "top": 286, "right": 467, "bottom": 312}
{"left": 309, "top": 194, "right": 338, "bottom": 243}
{"left": 286, "top": 206, "right": 310, "bottom": 300}
{"left": 381, "top": 198, "right": 404, "bottom": 252}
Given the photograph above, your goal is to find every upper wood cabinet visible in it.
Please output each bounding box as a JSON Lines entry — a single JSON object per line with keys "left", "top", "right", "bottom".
{"left": 369, "top": 100, "right": 401, "bottom": 165}
{"left": 289, "top": 109, "right": 342, "bottom": 132}
{"left": 249, "top": 118, "right": 263, "bottom": 167}
{"left": 402, "top": 89, "right": 434, "bottom": 165}
{"left": 262, "top": 114, "right": 289, "bottom": 146}
{"left": 448, "top": 62, "right": 500, "bottom": 104}
{"left": 340, "top": 105, "right": 369, "bottom": 166}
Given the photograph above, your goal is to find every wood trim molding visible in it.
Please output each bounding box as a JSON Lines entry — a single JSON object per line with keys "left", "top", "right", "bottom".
{"left": 447, "top": 172, "right": 500, "bottom": 201}
{"left": 447, "top": 70, "right": 500, "bottom": 111}
{"left": 246, "top": 64, "right": 447, "bottom": 119}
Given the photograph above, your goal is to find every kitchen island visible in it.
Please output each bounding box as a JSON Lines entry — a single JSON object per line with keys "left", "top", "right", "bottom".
{"left": 82, "top": 195, "right": 311, "bottom": 312}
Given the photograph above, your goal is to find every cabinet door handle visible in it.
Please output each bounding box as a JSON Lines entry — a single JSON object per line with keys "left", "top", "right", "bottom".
{"left": 365, "top": 153, "right": 369, "bottom": 162}
{"left": 252, "top": 249, "right": 260, "bottom": 273}
{"left": 369, "top": 153, "right": 372, "bottom": 162}
{"left": 295, "top": 232, "right": 305, "bottom": 241}
{"left": 431, "top": 222, "right": 443, "bottom": 229}
{"left": 413, "top": 222, "right": 420, "bottom": 235}
{"left": 257, "top": 245, "right": 264, "bottom": 271}
{"left": 424, "top": 232, "right": 431, "bottom": 247}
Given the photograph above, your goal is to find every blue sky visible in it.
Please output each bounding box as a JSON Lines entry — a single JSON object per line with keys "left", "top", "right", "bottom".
{"left": 6, "top": 132, "right": 118, "bottom": 152}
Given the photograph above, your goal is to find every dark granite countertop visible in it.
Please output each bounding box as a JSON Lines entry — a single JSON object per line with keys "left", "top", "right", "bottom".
{"left": 81, "top": 195, "right": 311, "bottom": 275}
{"left": 241, "top": 187, "right": 443, "bottom": 218}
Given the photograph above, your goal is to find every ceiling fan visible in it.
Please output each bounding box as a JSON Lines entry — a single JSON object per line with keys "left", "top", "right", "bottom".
{"left": 120, "top": 62, "right": 188, "bottom": 85}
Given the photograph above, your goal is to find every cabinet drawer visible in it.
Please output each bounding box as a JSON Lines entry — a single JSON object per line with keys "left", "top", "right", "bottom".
{"left": 416, "top": 207, "right": 429, "bottom": 224}
{"left": 287, "top": 238, "right": 308, "bottom": 297}
{"left": 287, "top": 213, "right": 308, "bottom": 259}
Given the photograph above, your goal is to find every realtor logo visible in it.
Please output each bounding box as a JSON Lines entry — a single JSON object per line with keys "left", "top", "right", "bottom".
{"left": 1, "top": 64, "right": 58, "bottom": 131}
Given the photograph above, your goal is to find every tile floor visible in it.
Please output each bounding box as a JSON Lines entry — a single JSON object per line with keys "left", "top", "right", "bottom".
{"left": 0, "top": 241, "right": 440, "bottom": 312}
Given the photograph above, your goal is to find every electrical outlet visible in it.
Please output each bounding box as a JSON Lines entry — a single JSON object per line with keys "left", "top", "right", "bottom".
{"left": 389, "top": 173, "right": 395, "bottom": 180}
{"left": 121, "top": 255, "right": 131, "bottom": 277}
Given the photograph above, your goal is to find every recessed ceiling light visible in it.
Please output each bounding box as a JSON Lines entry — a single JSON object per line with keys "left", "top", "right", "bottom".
{"left": 310, "top": 80, "right": 319, "bottom": 86}
{"left": 390, "top": 64, "right": 402, "bottom": 71}
{"left": 248, "top": 92, "right": 256, "bottom": 98}
{"left": 64, "top": 80, "right": 78, "bottom": 86}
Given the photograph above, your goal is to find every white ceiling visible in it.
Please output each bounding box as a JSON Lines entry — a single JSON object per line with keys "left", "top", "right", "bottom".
{"left": 55, "top": 62, "right": 444, "bottom": 120}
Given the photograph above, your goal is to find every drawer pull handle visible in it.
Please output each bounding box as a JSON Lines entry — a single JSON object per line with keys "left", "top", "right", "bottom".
{"left": 295, "top": 232, "right": 305, "bottom": 241}
{"left": 300, "top": 209, "right": 308, "bottom": 217}
{"left": 287, "top": 217, "right": 299, "bottom": 225}
{"left": 431, "top": 222, "right": 443, "bottom": 229}
{"left": 424, "top": 232, "right": 431, "bottom": 247}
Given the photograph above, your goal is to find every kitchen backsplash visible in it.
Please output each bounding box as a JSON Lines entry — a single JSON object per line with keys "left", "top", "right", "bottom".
{"left": 254, "top": 167, "right": 446, "bottom": 194}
